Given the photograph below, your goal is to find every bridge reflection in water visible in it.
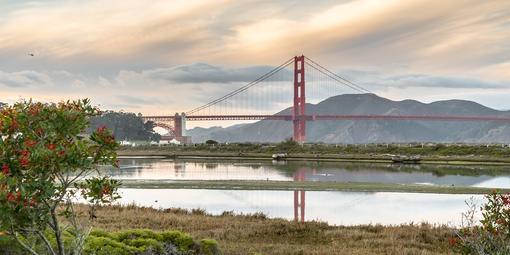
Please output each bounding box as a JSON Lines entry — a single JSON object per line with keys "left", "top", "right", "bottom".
{"left": 293, "top": 169, "right": 306, "bottom": 222}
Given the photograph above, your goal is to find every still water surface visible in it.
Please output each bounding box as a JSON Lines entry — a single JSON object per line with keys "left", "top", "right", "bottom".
{"left": 108, "top": 158, "right": 510, "bottom": 225}
{"left": 113, "top": 158, "right": 510, "bottom": 188}
{"left": 117, "top": 189, "right": 481, "bottom": 226}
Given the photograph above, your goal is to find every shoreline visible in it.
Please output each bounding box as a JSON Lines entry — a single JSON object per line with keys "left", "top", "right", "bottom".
{"left": 118, "top": 150, "right": 510, "bottom": 166}
{"left": 119, "top": 179, "right": 508, "bottom": 194}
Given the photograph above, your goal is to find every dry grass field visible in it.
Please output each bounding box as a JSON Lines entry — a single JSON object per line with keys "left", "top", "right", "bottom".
{"left": 78, "top": 204, "right": 456, "bottom": 255}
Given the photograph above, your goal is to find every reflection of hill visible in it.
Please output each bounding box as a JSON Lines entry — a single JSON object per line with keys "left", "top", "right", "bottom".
{"left": 105, "top": 158, "right": 510, "bottom": 187}
{"left": 269, "top": 161, "right": 510, "bottom": 186}
{"left": 270, "top": 161, "right": 510, "bottom": 177}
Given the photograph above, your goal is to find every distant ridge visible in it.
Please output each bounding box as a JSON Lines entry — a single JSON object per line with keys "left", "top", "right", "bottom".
{"left": 187, "top": 94, "right": 510, "bottom": 143}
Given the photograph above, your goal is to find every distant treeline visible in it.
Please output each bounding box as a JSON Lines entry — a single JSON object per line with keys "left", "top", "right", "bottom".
{"left": 123, "top": 139, "right": 510, "bottom": 158}
{"left": 88, "top": 111, "right": 160, "bottom": 141}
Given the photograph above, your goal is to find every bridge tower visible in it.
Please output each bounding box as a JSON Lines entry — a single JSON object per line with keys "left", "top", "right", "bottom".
{"left": 181, "top": 112, "right": 187, "bottom": 136}
{"left": 174, "top": 113, "right": 183, "bottom": 138}
{"left": 293, "top": 55, "right": 306, "bottom": 142}
{"left": 173, "top": 113, "right": 190, "bottom": 143}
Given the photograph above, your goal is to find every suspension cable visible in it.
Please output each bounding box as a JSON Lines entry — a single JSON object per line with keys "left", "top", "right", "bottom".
{"left": 305, "top": 56, "right": 372, "bottom": 94}
{"left": 186, "top": 57, "right": 294, "bottom": 115}
{"left": 305, "top": 62, "right": 367, "bottom": 93}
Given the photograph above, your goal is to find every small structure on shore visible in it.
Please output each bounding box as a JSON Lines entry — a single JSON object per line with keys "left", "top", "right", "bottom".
{"left": 120, "top": 140, "right": 136, "bottom": 147}
{"left": 391, "top": 155, "right": 421, "bottom": 164}
{"left": 158, "top": 139, "right": 181, "bottom": 145}
{"left": 272, "top": 153, "right": 288, "bottom": 160}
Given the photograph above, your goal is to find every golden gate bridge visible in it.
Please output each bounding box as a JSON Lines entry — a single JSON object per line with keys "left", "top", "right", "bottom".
{"left": 142, "top": 55, "right": 510, "bottom": 143}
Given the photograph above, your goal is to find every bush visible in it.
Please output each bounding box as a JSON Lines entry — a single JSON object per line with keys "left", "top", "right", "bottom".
{"left": 0, "top": 228, "right": 220, "bottom": 255}
{"left": 113, "top": 229, "right": 161, "bottom": 243}
{"left": 160, "top": 230, "right": 195, "bottom": 252}
{"left": 85, "top": 229, "right": 218, "bottom": 255}
{"left": 124, "top": 238, "right": 163, "bottom": 252}
{"left": 200, "top": 239, "right": 220, "bottom": 255}
{"left": 205, "top": 140, "right": 219, "bottom": 145}
{"left": 83, "top": 236, "right": 139, "bottom": 255}
{"left": 453, "top": 192, "right": 510, "bottom": 254}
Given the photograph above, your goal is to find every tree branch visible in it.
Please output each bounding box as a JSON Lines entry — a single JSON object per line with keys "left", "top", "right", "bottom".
{"left": 11, "top": 229, "right": 39, "bottom": 255}
{"left": 50, "top": 208, "right": 65, "bottom": 255}
{"left": 36, "top": 230, "right": 57, "bottom": 255}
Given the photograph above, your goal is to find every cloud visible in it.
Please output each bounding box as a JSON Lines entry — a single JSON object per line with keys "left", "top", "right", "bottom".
{"left": 98, "top": 76, "right": 113, "bottom": 87}
{"left": 0, "top": 1, "right": 222, "bottom": 56}
{"left": 476, "top": 61, "right": 510, "bottom": 81}
{"left": 116, "top": 95, "right": 163, "bottom": 106}
{"left": 142, "top": 63, "right": 290, "bottom": 83}
{"left": 218, "top": 1, "right": 510, "bottom": 78}
{"left": 0, "top": 70, "right": 52, "bottom": 88}
{"left": 371, "top": 74, "right": 507, "bottom": 90}
{"left": 0, "top": 0, "right": 507, "bottom": 79}
{"left": 319, "top": 67, "right": 508, "bottom": 91}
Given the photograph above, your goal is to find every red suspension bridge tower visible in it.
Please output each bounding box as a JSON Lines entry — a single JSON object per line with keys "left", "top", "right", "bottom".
{"left": 293, "top": 55, "right": 306, "bottom": 143}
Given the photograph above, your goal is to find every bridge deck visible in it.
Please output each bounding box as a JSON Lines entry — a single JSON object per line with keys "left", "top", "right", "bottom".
{"left": 142, "top": 115, "right": 510, "bottom": 122}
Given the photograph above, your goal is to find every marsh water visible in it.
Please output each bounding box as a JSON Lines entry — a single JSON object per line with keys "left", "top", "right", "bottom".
{"left": 107, "top": 158, "right": 510, "bottom": 225}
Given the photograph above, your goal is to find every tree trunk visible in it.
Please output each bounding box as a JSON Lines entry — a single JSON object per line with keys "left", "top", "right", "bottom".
{"left": 51, "top": 209, "right": 65, "bottom": 255}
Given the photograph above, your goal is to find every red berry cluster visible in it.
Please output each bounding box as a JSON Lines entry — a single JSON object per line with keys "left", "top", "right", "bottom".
{"left": 1, "top": 164, "right": 9, "bottom": 175}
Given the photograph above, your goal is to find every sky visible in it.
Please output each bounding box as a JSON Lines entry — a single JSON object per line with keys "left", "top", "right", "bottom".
{"left": 0, "top": 0, "right": 509, "bottom": 127}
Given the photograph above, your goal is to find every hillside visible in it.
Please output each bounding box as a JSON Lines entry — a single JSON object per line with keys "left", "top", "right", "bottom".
{"left": 187, "top": 94, "right": 510, "bottom": 143}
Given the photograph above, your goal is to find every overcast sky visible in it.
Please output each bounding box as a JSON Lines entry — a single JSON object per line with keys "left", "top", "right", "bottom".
{"left": 1, "top": 0, "right": 509, "bottom": 123}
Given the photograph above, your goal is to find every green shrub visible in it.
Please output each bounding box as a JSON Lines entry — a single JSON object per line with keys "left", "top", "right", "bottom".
{"left": 125, "top": 238, "right": 163, "bottom": 252}
{"left": 89, "top": 229, "right": 164, "bottom": 254}
{"left": 112, "top": 229, "right": 161, "bottom": 243}
{"left": 90, "top": 229, "right": 113, "bottom": 239}
{"left": 160, "top": 230, "right": 195, "bottom": 251}
{"left": 200, "top": 239, "right": 220, "bottom": 255}
{"left": 83, "top": 236, "right": 140, "bottom": 255}
{"left": 0, "top": 228, "right": 218, "bottom": 255}
{"left": 87, "top": 229, "right": 215, "bottom": 254}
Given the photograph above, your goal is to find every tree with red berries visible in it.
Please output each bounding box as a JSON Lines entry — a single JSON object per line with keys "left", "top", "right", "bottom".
{"left": 0, "top": 99, "right": 120, "bottom": 255}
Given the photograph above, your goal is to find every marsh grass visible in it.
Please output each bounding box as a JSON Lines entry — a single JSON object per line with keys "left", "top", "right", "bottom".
{"left": 119, "top": 179, "right": 510, "bottom": 194}
{"left": 119, "top": 142, "right": 510, "bottom": 165}
{"left": 75, "top": 204, "right": 455, "bottom": 255}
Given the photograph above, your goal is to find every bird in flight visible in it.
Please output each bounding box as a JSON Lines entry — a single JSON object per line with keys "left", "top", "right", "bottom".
{"left": 28, "top": 53, "right": 34, "bottom": 57}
